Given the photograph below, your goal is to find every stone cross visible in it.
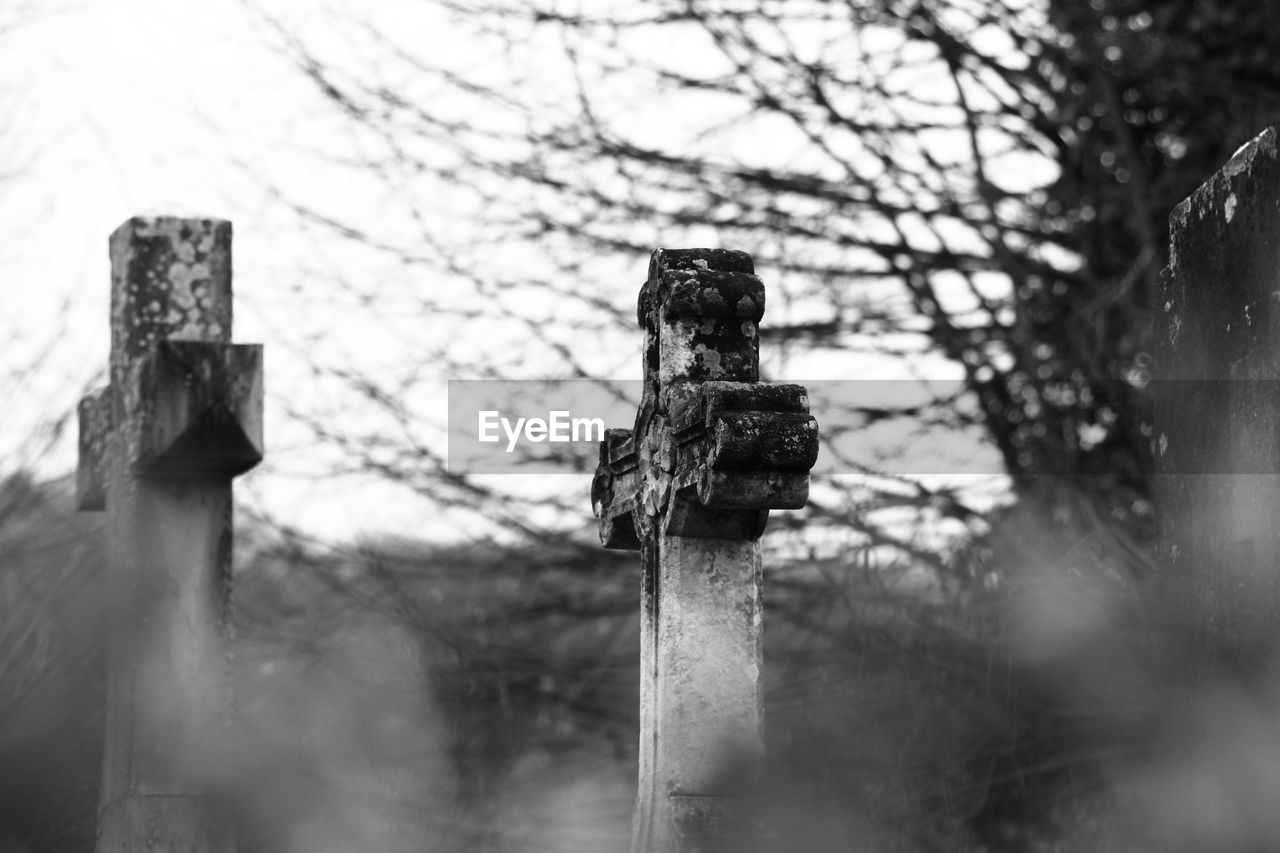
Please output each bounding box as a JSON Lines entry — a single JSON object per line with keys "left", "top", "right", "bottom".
{"left": 592, "top": 248, "right": 818, "bottom": 853}
{"left": 77, "top": 217, "right": 263, "bottom": 853}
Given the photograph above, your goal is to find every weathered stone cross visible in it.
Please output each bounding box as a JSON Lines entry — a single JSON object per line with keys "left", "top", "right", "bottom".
{"left": 592, "top": 248, "right": 818, "bottom": 852}
{"left": 78, "top": 217, "right": 263, "bottom": 853}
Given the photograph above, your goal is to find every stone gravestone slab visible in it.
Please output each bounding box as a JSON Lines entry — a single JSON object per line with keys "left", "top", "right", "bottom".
{"left": 78, "top": 217, "right": 263, "bottom": 853}
{"left": 593, "top": 249, "right": 819, "bottom": 852}
{"left": 1152, "top": 126, "right": 1280, "bottom": 848}
{"left": 1154, "top": 127, "right": 1280, "bottom": 669}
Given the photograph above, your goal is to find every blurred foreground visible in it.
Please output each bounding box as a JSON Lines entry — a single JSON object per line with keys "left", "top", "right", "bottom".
{"left": 4, "top": 471, "right": 1280, "bottom": 852}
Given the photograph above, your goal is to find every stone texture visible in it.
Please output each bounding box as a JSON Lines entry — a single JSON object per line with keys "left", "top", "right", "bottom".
{"left": 109, "top": 217, "right": 233, "bottom": 428}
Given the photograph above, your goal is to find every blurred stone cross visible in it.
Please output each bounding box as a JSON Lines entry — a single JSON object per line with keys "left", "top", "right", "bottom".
{"left": 77, "top": 217, "right": 263, "bottom": 853}
{"left": 592, "top": 249, "right": 818, "bottom": 853}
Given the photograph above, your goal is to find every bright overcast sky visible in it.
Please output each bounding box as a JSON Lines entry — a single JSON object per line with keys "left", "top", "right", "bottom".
{"left": 1, "top": 0, "right": 439, "bottom": 540}
{"left": 1, "top": 0, "right": 1009, "bottom": 543}
{"left": 2, "top": 0, "right": 690, "bottom": 543}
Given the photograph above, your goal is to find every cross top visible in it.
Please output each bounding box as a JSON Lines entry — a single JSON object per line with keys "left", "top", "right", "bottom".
{"left": 593, "top": 248, "right": 818, "bottom": 548}
{"left": 77, "top": 217, "right": 262, "bottom": 510}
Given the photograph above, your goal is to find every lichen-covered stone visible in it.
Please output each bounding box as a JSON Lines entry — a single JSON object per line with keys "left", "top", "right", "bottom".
{"left": 110, "top": 217, "right": 232, "bottom": 425}
{"left": 661, "top": 269, "right": 765, "bottom": 321}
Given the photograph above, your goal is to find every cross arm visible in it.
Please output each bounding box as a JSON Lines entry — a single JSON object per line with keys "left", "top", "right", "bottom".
{"left": 668, "top": 380, "right": 818, "bottom": 510}
{"left": 592, "top": 382, "right": 818, "bottom": 549}
{"left": 77, "top": 387, "right": 112, "bottom": 511}
{"left": 592, "top": 429, "right": 643, "bottom": 549}
{"left": 76, "top": 340, "right": 263, "bottom": 512}
{"left": 134, "top": 340, "right": 264, "bottom": 479}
